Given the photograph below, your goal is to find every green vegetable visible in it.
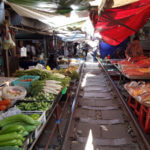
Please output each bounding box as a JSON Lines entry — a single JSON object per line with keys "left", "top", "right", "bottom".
{"left": 25, "top": 92, "right": 55, "bottom": 101}
{"left": 28, "top": 80, "right": 45, "bottom": 96}
{"left": 0, "top": 114, "right": 40, "bottom": 127}
{"left": 0, "top": 132, "right": 23, "bottom": 142}
{"left": 23, "top": 124, "right": 37, "bottom": 132}
{"left": 30, "top": 114, "right": 40, "bottom": 120}
{"left": 17, "top": 102, "right": 51, "bottom": 111}
{"left": 0, "top": 125, "right": 25, "bottom": 135}
{"left": 2, "top": 122, "right": 37, "bottom": 132}
{"left": 0, "top": 139, "right": 23, "bottom": 146}
{"left": 0, "top": 146, "right": 23, "bottom": 150}
{"left": 14, "top": 69, "right": 52, "bottom": 80}
{"left": 70, "top": 71, "right": 80, "bottom": 80}
{"left": 18, "top": 130, "right": 28, "bottom": 137}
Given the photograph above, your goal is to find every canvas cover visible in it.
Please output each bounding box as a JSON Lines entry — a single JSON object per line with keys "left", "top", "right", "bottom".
{"left": 91, "top": 0, "right": 150, "bottom": 46}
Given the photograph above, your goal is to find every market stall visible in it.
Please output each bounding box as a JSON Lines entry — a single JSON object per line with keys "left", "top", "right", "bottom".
{"left": 98, "top": 56, "right": 150, "bottom": 140}
{"left": 0, "top": 63, "right": 81, "bottom": 149}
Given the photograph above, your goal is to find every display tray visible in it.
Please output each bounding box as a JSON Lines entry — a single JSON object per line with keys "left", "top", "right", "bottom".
{"left": 124, "top": 86, "right": 150, "bottom": 107}
{"left": 13, "top": 92, "right": 62, "bottom": 118}
{"left": 20, "top": 93, "right": 63, "bottom": 150}
{"left": 113, "top": 64, "right": 150, "bottom": 80}
{"left": 12, "top": 100, "right": 54, "bottom": 118}
{"left": 123, "top": 74, "right": 150, "bottom": 80}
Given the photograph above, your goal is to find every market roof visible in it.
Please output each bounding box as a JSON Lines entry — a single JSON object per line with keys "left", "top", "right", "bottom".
{"left": 91, "top": 0, "right": 150, "bottom": 46}
{"left": 4, "top": 0, "right": 144, "bottom": 43}
{"left": 5, "top": 0, "right": 140, "bottom": 31}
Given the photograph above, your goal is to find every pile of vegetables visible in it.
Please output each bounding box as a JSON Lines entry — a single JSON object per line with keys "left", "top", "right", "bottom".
{"left": 27, "top": 77, "right": 70, "bottom": 97}
{"left": 0, "top": 99, "right": 11, "bottom": 111}
{"left": 15, "top": 69, "right": 71, "bottom": 91}
{"left": 55, "top": 66, "right": 80, "bottom": 80}
{"left": 0, "top": 114, "right": 40, "bottom": 148}
{"left": 17, "top": 101, "right": 52, "bottom": 111}
{"left": 43, "top": 80, "right": 62, "bottom": 95}
{"left": 27, "top": 80, "right": 45, "bottom": 96}
{"left": 25, "top": 92, "right": 55, "bottom": 101}
{"left": 14, "top": 69, "right": 52, "bottom": 80}
{"left": 15, "top": 69, "right": 65, "bottom": 80}
{"left": 29, "top": 114, "right": 40, "bottom": 120}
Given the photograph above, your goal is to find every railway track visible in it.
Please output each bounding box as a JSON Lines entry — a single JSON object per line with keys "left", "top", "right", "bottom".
{"left": 33, "top": 61, "right": 150, "bottom": 150}
{"left": 61, "top": 62, "right": 148, "bottom": 150}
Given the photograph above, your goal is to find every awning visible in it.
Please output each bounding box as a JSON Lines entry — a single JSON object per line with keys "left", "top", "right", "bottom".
{"left": 91, "top": 0, "right": 150, "bottom": 46}
{"left": 57, "top": 33, "right": 86, "bottom": 42}
{"left": 6, "top": 2, "right": 89, "bottom": 30}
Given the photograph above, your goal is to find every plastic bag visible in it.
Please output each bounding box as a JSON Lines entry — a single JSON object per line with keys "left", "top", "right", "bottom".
{"left": 2, "top": 25, "right": 15, "bottom": 50}
{"left": 2, "top": 86, "right": 27, "bottom": 100}
{"left": 0, "top": 106, "right": 21, "bottom": 121}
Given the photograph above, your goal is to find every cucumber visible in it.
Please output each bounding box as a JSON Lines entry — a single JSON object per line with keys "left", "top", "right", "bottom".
{"left": 0, "top": 132, "right": 23, "bottom": 142}
{"left": 0, "top": 146, "right": 23, "bottom": 150}
{"left": 0, "top": 114, "right": 40, "bottom": 127}
{"left": 0, "top": 139, "right": 22, "bottom": 146}
{"left": 0, "top": 125, "right": 25, "bottom": 134}
{"left": 18, "top": 130, "right": 29, "bottom": 137}
{"left": 2, "top": 122, "right": 37, "bottom": 132}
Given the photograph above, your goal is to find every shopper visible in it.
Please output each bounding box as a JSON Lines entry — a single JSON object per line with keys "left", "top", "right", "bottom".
{"left": 125, "top": 36, "right": 143, "bottom": 59}
{"left": 73, "top": 43, "right": 78, "bottom": 56}
{"left": 92, "top": 47, "right": 98, "bottom": 62}
{"left": 83, "top": 43, "right": 89, "bottom": 60}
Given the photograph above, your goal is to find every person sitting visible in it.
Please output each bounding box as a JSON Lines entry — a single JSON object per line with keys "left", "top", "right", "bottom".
{"left": 47, "top": 54, "right": 58, "bottom": 70}
{"left": 125, "top": 36, "right": 143, "bottom": 59}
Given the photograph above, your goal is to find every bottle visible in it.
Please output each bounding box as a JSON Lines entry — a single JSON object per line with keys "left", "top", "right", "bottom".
{"left": 107, "top": 55, "right": 110, "bottom": 59}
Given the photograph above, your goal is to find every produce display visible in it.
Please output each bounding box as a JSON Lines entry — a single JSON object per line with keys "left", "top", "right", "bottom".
{"left": 0, "top": 64, "right": 80, "bottom": 149}
{"left": 124, "top": 81, "right": 150, "bottom": 106}
{"left": 0, "top": 114, "right": 40, "bottom": 149}
{"left": 55, "top": 66, "right": 80, "bottom": 80}
{"left": 17, "top": 101, "right": 52, "bottom": 111}
{"left": 24, "top": 92, "right": 55, "bottom": 101}
{"left": 43, "top": 80, "right": 62, "bottom": 95}
{"left": 0, "top": 99, "right": 11, "bottom": 111}
{"left": 14, "top": 69, "right": 52, "bottom": 80}
{"left": 114, "top": 56, "right": 150, "bottom": 78}
{"left": 29, "top": 114, "right": 40, "bottom": 120}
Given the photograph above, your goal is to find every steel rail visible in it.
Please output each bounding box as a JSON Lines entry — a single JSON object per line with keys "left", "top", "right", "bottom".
{"left": 98, "top": 59, "right": 150, "bottom": 150}
{"left": 61, "top": 64, "right": 84, "bottom": 150}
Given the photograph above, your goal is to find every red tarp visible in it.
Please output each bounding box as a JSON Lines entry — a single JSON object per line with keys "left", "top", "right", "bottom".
{"left": 90, "top": 0, "right": 150, "bottom": 46}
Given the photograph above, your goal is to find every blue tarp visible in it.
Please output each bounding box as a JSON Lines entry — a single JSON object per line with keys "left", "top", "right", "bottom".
{"left": 99, "top": 38, "right": 129, "bottom": 59}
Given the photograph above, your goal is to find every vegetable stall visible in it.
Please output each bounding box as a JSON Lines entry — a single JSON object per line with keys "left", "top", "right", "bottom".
{"left": 0, "top": 64, "right": 81, "bottom": 150}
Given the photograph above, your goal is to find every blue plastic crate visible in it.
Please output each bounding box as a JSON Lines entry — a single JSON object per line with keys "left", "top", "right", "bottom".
{"left": 12, "top": 75, "right": 40, "bottom": 89}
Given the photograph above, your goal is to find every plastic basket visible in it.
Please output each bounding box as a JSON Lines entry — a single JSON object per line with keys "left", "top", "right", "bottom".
{"left": 12, "top": 75, "right": 40, "bottom": 89}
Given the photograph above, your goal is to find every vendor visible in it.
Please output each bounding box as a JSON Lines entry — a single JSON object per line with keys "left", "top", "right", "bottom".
{"left": 47, "top": 54, "right": 58, "bottom": 70}
{"left": 125, "top": 36, "right": 143, "bottom": 59}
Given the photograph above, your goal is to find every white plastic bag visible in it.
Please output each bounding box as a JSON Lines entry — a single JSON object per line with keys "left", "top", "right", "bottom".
{"left": 2, "top": 25, "right": 16, "bottom": 50}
